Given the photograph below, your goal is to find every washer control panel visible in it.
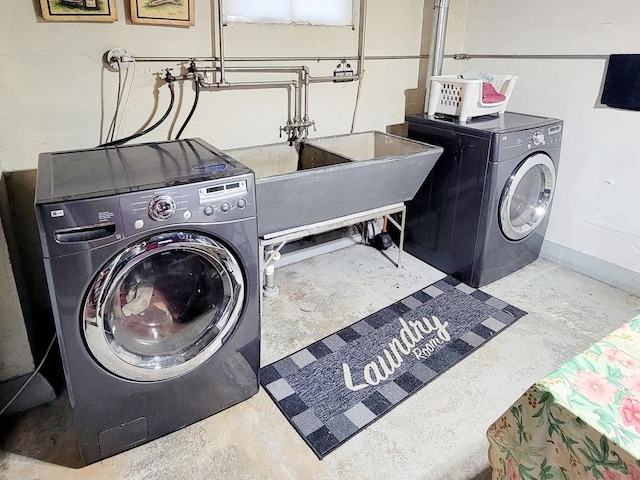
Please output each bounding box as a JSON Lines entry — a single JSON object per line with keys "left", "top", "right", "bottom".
{"left": 119, "top": 174, "right": 255, "bottom": 236}
{"left": 198, "top": 180, "right": 249, "bottom": 217}
{"left": 148, "top": 194, "right": 177, "bottom": 221}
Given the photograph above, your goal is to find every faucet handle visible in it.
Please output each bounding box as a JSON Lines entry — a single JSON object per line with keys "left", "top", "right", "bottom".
{"left": 164, "top": 68, "right": 176, "bottom": 82}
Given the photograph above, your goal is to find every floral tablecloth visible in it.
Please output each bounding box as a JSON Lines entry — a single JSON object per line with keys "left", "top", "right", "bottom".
{"left": 488, "top": 314, "right": 640, "bottom": 480}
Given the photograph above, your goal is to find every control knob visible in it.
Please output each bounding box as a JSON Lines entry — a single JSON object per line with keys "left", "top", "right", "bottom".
{"left": 148, "top": 195, "right": 176, "bottom": 221}
{"left": 532, "top": 131, "right": 545, "bottom": 146}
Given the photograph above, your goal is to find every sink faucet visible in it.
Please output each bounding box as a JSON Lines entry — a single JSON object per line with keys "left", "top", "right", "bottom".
{"left": 279, "top": 121, "right": 298, "bottom": 145}
{"left": 280, "top": 117, "right": 317, "bottom": 145}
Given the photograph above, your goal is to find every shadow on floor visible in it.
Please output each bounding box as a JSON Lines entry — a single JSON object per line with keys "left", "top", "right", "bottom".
{"left": 472, "top": 467, "right": 493, "bottom": 479}
{"left": 0, "top": 390, "right": 82, "bottom": 468}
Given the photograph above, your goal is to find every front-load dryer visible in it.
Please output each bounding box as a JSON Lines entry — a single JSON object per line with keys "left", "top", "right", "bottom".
{"left": 35, "top": 138, "right": 260, "bottom": 464}
{"left": 404, "top": 112, "right": 563, "bottom": 287}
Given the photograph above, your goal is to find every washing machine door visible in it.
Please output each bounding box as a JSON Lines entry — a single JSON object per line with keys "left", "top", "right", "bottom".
{"left": 82, "top": 231, "right": 245, "bottom": 382}
{"left": 499, "top": 152, "right": 556, "bottom": 241}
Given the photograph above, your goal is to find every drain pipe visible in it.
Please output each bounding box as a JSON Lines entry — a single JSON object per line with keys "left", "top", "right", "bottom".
{"left": 263, "top": 263, "right": 280, "bottom": 298}
{"left": 263, "top": 246, "right": 281, "bottom": 298}
{"left": 424, "top": 0, "right": 450, "bottom": 112}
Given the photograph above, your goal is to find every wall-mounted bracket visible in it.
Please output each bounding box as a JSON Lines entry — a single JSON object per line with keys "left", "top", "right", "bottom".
{"left": 105, "top": 48, "right": 135, "bottom": 71}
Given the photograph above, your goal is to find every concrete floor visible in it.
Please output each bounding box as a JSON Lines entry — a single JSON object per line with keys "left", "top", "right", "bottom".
{"left": 1, "top": 243, "right": 639, "bottom": 480}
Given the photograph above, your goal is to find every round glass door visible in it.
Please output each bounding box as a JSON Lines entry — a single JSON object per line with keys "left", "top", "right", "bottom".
{"left": 82, "top": 231, "right": 245, "bottom": 381}
{"left": 499, "top": 153, "right": 556, "bottom": 241}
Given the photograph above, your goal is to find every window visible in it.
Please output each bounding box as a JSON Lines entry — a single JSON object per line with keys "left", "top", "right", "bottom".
{"left": 223, "top": 0, "right": 353, "bottom": 26}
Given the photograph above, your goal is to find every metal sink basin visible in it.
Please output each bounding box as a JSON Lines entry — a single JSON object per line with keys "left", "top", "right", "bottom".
{"left": 224, "top": 131, "right": 442, "bottom": 236}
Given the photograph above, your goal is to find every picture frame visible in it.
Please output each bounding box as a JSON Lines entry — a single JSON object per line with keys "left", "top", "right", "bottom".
{"left": 130, "top": 0, "right": 195, "bottom": 27}
{"left": 39, "top": 0, "right": 118, "bottom": 22}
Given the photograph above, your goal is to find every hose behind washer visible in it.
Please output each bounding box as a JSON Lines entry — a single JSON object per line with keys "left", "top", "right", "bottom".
{"left": 176, "top": 80, "right": 200, "bottom": 140}
{"left": 99, "top": 82, "right": 176, "bottom": 148}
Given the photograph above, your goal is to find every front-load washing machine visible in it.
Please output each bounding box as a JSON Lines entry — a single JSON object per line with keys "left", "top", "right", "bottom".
{"left": 404, "top": 112, "right": 563, "bottom": 287}
{"left": 35, "top": 138, "right": 260, "bottom": 464}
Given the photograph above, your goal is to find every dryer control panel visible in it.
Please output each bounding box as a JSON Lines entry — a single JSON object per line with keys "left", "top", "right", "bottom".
{"left": 530, "top": 124, "right": 564, "bottom": 147}
{"left": 497, "top": 122, "right": 563, "bottom": 159}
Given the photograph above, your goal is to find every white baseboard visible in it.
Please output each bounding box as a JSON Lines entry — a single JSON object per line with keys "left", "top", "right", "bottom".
{"left": 541, "top": 240, "right": 640, "bottom": 297}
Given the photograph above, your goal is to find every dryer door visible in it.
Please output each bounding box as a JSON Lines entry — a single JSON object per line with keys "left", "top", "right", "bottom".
{"left": 499, "top": 152, "right": 556, "bottom": 241}
{"left": 82, "top": 231, "right": 245, "bottom": 381}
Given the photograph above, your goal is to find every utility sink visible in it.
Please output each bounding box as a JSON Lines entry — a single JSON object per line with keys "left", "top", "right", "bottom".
{"left": 224, "top": 131, "right": 443, "bottom": 236}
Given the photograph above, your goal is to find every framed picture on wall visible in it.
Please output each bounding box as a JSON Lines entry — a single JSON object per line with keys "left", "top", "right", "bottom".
{"left": 130, "top": 0, "right": 195, "bottom": 26}
{"left": 40, "top": 0, "right": 118, "bottom": 22}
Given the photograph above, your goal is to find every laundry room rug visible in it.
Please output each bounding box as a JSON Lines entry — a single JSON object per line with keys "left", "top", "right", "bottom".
{"left": 259, "top": 275, "right": 527, "bottom": 459}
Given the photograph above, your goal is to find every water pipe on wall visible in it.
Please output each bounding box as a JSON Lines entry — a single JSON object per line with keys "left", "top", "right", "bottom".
{"left": 214, "top": 0, "right": 317, "bottom": 140}
{"left": 219, "top": 66, "right": 312, "bottom": 141}
{"left": 104, "top": 0, "right": 369, "bottom": 144}
{"left": 305, "top": 0, "right": 367, "bottom": 133}
{"left": 307, "top": 0, "right": 367, "bottom": 84}
{"left": 424, "top": 0, "right": 450, "bottom": 112}
{"left": 212, "top": 0, "right": 366, "bottom": 138}
{"left": 195, "top": 72, "right": 297, "bottom": 140}
{"left": 216, "top": 0, "right": 227, "bottom": 85}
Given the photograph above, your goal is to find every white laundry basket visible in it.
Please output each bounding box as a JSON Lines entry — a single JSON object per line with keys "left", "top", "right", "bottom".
{"left": 427, "top": 74, "right": 518, "bottom": 122}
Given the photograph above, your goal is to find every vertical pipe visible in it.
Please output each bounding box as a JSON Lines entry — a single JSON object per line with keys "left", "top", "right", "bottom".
{"left": 286, "top": 84, "right": 293, "bottom": 124}
{"left": 293, "top": 80, "right": 299, "bottom": 123}
{"left": 303, "top": 67, "right": 310, "bottom": 121}
{"left": 352, "top": 0, "right": 357, "bottom": 30}
{"left": 431, "top": 0, "right": 449, "bottom": 76}
{"left": 296, "top": 71, "right": 302, "bottom": 122}
{"left": 350, "top": 0, "right": 367, "bottom": 132}
{"left": 305, "top": 0, "right": 367, "bottom": 83}
{"left": 356, "top": 0, "right": 367, "bottom": 76}
{"left": 424, "top": 0, "right": 450, "bottom": 112}
{"left": 217, "top": 0, "right": 227, "bottom": 84}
